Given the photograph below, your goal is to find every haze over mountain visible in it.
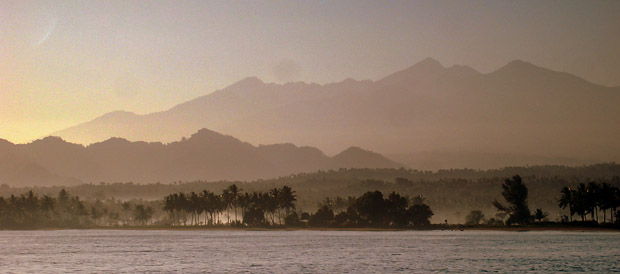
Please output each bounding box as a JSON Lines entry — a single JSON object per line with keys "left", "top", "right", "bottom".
{"left": 53, "top": 58, "right": 620, "bottom": 169}
{"left": 0, "top": 129, "right": 401, "bottom": 186}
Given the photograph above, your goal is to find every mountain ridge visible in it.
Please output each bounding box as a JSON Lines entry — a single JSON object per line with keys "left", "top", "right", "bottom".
{"left": 49, "top": 58, "right": 620, "bottom": 169}
{"left": 0, "top": 129, "right": 403, "bottom": 186}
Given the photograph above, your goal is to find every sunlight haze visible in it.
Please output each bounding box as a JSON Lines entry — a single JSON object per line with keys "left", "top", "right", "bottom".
{"left": 1, "top": 0, "right": 619, "bottom": 143}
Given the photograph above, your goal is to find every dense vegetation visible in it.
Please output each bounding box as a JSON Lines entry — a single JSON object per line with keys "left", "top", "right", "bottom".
{"left": 0, "top": 189, "right": 160, "bottom": 229}
{"left": 310, "top": 191, "right": 434, "bottom": 227}
{"left": 558, "top": 181, "right": 620, "bottom": 223}
{"left": 465, "top": 177, "right": 620, "bottom": 226}
{"left": 2, "top": 174, "right": 620, "bottom": 229}
{"left": 163, "top": 185, "right": 296, "bottom": 226}
{"left": 0, "top": 185, "right": 436, "bottom": 229}
{"left": 0, "top": 164, "right": 619, "bottom": 227}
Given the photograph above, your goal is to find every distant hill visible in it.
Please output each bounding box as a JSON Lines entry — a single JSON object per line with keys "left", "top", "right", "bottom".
{"left": 0, "top": 129, "right": 402, "bottom": 186}
{"left": 52, "top": 58, "right": 620, "bottom": 169}
{"left": 330, "top": 147, "right": 401, "bottom": 169}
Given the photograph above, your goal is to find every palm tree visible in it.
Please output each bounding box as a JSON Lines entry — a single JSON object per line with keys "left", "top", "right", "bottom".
{"left": 222, "top": 189, "right": 234, "bottom": 224}
{"left": 611, "top": 186, "right": 620, "bottom": 223}
{"left": 226, "top": 184, "right": 241, "bottom": 223}
{"left": 200, "top": 190, "right": 216, "bottom": 225}
{"left": 163, "top": 195, "right": 176, "bottom": 225}
{"left": 270, "top": 188, "right": 282, "bottom": 225}
{"left": 177, "top": 192, "right": 189, "bottom": 225}
{"left": 188, "top": 192, "right": 201, "bottom": 225}
{"left": 239, "top": 193, "right": 250, "bottom": 221}
{"left": 574, "top": 183, "right": 588, "bottom": 221}
{"left": 40, "top": 195, "right": 55, "bottom": 220}
{"left": 279, "top": 186, "right": 297, "bottom": 217}
{"left": 599, "top": 182, "right": 612, "bottom": 223}
{"left": 586, "top": 182, "right": 600, "bottom": 222}
{"left": 558, "top": 186, "right": 574, "bottom": 221}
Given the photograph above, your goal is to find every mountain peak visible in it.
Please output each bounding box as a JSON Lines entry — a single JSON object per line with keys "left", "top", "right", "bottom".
{"left": 189, "top": 128, "right": 223, "bottom": 139}
{"left": 492, "top": 59, "right": 554, "bottom": 76}
{"left": 229, "top": 77, "right": 265, "bottom": 89}
{"left": 339, "top": 146, "right": 366, "bottom": 154}
{"left": 413, "top": 57, "right": 443, "bottom": 69}
{"left": 489, "top": 59, "right": 578, "bottom": 81}
{"left": 184, "top": 128, "right": 249, "bottom": 147}
{"left": 32, "top": 136, "right": 69, "bottom": 144}
{"left": 503, "top": 59, "right": 539, "bottom": 69}
{"left": 28, "top": 136, "right": 85, "bottom": 150}
{"left": 330, "top": 146, "right": 402, "bottom": 169}
{"left": 377, "top": 57, "right": 447, "bottom": 87}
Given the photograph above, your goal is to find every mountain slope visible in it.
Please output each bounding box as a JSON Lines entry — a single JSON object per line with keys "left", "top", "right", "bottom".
{"left": 52, "top": 58, "right": 620, "bottom": 169}
{"left": 0, "top": 129, "right": 401, "bottom": 186}
{"left": 329, "top": 147, "right": 402, "bottom": 169}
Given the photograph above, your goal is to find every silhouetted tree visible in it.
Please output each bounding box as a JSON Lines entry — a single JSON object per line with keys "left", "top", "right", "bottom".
{"left": 493, "top": 175, "right": 531, "bottom": 225}
{"left": 309, "top": 205, "right": 334, "bottom": 227}
{"left": 557, "top": 181, "right": 620, "bottom": 224}
{"left": 226, "top": 184, "right": 241, "bottom": 223}
{"left": 354, "top": 191, "right": 388, "bottom": 226}
{"left": 408, "top": 203, "right": 434, "bottom": 226}
{"left": 533, "top": 208, "right": 548, "bottom": 222}
{"left": 558, "top": 186, "right": 574, "bottom": 221}
{"left": 386, "top": 192, "right": 409, "bottom": 227}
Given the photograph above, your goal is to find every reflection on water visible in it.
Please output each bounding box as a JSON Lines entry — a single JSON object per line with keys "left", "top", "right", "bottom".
{"left": 0, "top": 230, "right": 618, "bottom": 273}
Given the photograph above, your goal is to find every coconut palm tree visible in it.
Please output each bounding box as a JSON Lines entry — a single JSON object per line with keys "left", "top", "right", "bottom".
{"left": 558, "top": 186, "right": 574, "bottom": 221}
{"left": 279, "top": 186, "right": 297, "bottom": 217}
{"left": 269, "top": 188, "right": 282, "bottom": 224}
{"left": 226, "top": 184, "right": 242, "bottom": 223}
{"left": 586, "top": 182, "right": 600, "bottom": 222}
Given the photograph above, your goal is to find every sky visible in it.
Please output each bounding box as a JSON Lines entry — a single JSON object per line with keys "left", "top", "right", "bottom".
{"left": 1, "top": 0, "right": 619, "bottom": 144}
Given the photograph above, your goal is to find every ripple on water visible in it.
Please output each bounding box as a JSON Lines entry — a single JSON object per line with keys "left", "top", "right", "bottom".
{"left": 0, "top": 230, "right": 618, "bottom": 273}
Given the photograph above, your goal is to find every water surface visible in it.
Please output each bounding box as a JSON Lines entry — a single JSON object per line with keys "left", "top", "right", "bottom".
{"left": 0, "top": 230, "right": 618, "bottom": 273}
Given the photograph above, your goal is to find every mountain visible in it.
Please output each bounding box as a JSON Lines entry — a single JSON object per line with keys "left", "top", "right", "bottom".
{"left": 52, "top": 58, "right": 620, "bottom": 169}
{"left": 0, "top": 129, "right": 402, "bottom": 186}
{"left": 329, "top": 147, "right": 401, "bottom": 169}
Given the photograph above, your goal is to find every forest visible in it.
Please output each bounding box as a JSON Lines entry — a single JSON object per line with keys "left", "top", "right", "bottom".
{"left": 0, "top": 164, "right": 619, "bottom": 228}
{"left": 0, "top": 185, "right": 435, "bottom": 229}
{"left": 1, "top": 175, "right": 619, "bottom": 229}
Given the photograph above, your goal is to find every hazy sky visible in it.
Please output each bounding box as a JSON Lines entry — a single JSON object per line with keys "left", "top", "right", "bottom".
{"left": 1, "top": 0, "right": 619, "bottom": 143}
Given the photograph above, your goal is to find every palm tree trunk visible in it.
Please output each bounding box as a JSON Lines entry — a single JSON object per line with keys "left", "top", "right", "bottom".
{"left": 234, "top": 206, "right": 238, "bottom": 223}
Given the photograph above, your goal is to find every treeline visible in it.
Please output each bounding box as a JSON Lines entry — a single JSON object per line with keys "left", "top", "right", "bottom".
{"left": 0, "top": 190, "right": 89, "bottom": 228}
{"left": 2, "top": 173, "right": 620, "bottom": 229}
{"left": 163, "top": 185, "right": 296, "bottom": 226}
{"left": 3, "top": 164, "right": 618, "bottom": 224}
{"left": 307, "top": 191, "right": 433, "bottom": 227}
{"left": 0, "top": 189, "right": 159, "bottom": 229}
{"left": 0, "top": 185, "right": 435, "bottom": 229}
{"left": 464, "top": 176, "right": 620, "bottom": 227}
{"left": 559, "top": 181, "right": 620, "bottom": 223}
{"left": 162, "top": 186, "right": 434, "bottom": 228}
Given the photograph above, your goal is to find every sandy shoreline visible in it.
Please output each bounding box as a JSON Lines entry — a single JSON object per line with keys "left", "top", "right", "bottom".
{"left": 14, "top": 225, "right": 618, "bottom": 232}
{"left": 464, "top": 226, "right": 620, "bottom": 232}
